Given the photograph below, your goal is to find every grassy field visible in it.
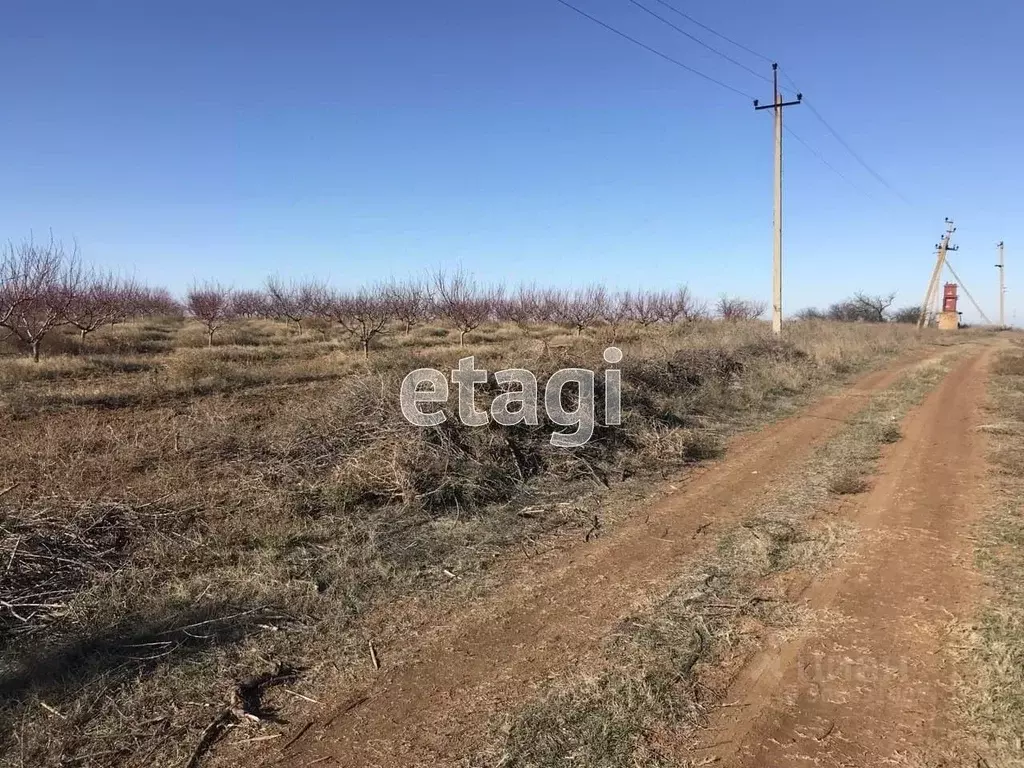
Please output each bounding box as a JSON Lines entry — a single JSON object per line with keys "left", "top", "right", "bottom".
{"left": 0, "top": 317, "right": 949, "bottom": 766}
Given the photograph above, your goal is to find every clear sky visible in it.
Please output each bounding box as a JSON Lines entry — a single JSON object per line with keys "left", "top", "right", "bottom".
{"left": 1, "top": 1, "right": 1020, "bottom": 322}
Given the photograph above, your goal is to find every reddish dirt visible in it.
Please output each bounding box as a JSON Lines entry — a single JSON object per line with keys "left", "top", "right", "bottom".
{"left": 693, "top": 348, "right": 993, "bottom": 766}
{"left": 273, "top": 349, "right": 951, "bottom": 768}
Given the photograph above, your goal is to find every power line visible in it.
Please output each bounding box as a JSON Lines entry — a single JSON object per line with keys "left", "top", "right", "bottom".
{"left": 804, "top": 100, "right": 911, "bottom": 203}
{"left": 780, "top": 67, "right": 912, "bottom": 204}
{"left": 554, "top": 0, "right": 903, "bottom": 210}
{"left": 646, "top": 0, "right": 774, "bottom": 64}
{"left": 778, "top": 124, "right": 876, "bottom": 201}
{"left": 552, "top": 0, "right": 756, "bottom": 100}
{"left": 623, "top": 0, "right": 771, "bottom": 85}
{"left": 778, "top": 69, "right": 802, "bottom": 95}
{"left": 784, "top": 126, "right": 880, "bottom": 203}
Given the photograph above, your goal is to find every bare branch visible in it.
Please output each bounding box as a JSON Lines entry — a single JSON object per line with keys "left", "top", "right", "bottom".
{"left": 557, "top": 285, "right": 607, "bottom": 336}
{"left": 320, "top": 285, "right": 392, "bottom": 358}
{"left": 716, "top": 294, "right": 767, "bottom": 322}
{"left": 0, "top": 236, "right": 81, "bottom": 361}
{"left": 431, "top": 268, "right": 500, "bottom": 347}
{"left": 186, "top": 282, "right": 236, "bottom": 346}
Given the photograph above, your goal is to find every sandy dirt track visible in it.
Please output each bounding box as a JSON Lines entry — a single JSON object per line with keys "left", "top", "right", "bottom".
{"left": 696, "top": 347, "right": 992, "bottom": 766}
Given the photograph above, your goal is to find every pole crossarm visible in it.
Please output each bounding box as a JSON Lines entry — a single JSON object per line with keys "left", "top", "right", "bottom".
{"left": 754, "top": 98, "right": 803, "bottom": 110}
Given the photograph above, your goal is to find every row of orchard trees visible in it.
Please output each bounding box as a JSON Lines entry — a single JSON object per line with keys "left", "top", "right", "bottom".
{"left": 186, "top": 270, "right": 767, "bottom": 357}
{"left": 0, "top": 239, "right": 178, "bottom": 361}
{"left": 0, "top": 237, "right": 769, "bottom": 361}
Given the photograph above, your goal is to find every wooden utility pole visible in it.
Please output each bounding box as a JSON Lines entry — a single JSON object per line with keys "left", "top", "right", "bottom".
{"left": 754, "top": 64, "right": 801, "bottom": 335}
{"left": 996, "top": 241, "right": 1005, "bottom": 328}
{"left": 918, "top": 219, "right": 957, "bottom": 330}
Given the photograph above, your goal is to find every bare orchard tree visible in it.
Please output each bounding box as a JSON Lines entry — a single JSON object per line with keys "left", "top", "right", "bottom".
{"left": 431, "top": 268, "right": 501, "bottom": 347}
{"left": 535, "top": 287, "right": 564, "bottom": 325}
{"left": 601, "top": 290, "right": 632, "bottom": 340}
{"left": 658, "top": 285, "right": 706, "bottom": 323}
{"left": 717, "top": 294, "right": 767, "bottom": 321}
{"left": 557, "top": 285, "right": 607, "bottom": 336}
{"left": 186, "top": 282, "right": 236, "bottom": 346}
{"left": 134, "top": 286, "right": 183, "bottom": 318}
{"left": 265, "top": 275, "right": 315, "bottom": 332}
{"left": 65, "top": 272, "right": 140, "bottom": 341}
{"left": 628, "top": 290, "right": 662, "bottom": 328}
{"left": 322, "top": 286, "right": 392, "bottom": 358}
{"left": 497, "top": 283, "right": 542, "bottom": 335}
{"left": 0, "top": 237, "right": 81, "bottom": 361}
{"left": 388, "top": 279, "right": 432, "bottom": 334}
{"left": 231, "top": 289, "right": 271, "bottom": 319}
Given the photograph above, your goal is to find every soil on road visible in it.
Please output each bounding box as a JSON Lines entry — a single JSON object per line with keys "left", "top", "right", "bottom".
{"left": 274, "top": 345, "right": 992, "bottom": 768}
{"left": 696, "top": 347, "right": 993, "bottom": 766}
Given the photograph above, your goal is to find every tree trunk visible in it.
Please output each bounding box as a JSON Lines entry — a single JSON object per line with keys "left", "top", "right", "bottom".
{"left": 362, "top": 339, "right": 370, "bottom": 359}
{"left": 460, "top": 329, "right": 466, "bottom": 347}
{"left": 80, "top": 329, "right": 87, "bottom": 342}
{"left": 208, "top": 329, "right": 215, "bottom": 347}
{"left": 31, "top": 340, "right": 40, "bottom": 363}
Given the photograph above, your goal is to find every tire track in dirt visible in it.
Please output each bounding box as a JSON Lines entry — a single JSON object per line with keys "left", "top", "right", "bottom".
{"left": 696, "top": 348, "right": 993, "bottom": 767}
{"left": 274, "top": 348, "right": 955, "bottom": 768}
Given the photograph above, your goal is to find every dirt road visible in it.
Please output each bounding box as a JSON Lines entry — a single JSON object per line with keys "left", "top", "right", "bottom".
{"left": 696, "top": 347, "right": 993, "bottom": 766}
{"left": 275, "top": 345, "right": 990, "bottom": 767}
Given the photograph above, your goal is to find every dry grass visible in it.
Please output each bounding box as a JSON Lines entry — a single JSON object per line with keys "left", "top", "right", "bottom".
{"left": 0, "top": 317, "right": 960, "bottom": 766}
{"left": 957, "top": 342, "right": 1024, "bottom": 764}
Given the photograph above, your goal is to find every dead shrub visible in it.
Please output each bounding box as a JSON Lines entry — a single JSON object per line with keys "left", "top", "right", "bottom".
{"left": 878, "top": 422, "right": 903, "bottom": 443}
{"left": 736, "top": 336, "right": 808, "bottom": 364}
{"left": 626, "top": 348, "right": 742, "bottom": 392}
{"left": 0, "top": 497, "right": 187, "bottom": 643}
{"left": 828, "top": 470, "right": 870, "bottom": 495}
{"left": 682, "top": 431, "right": 724, "bottom": 461}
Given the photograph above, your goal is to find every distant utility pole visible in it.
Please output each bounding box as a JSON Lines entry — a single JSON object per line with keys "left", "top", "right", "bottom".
{"left": 918, "top": 219, "right": 957, "bottom": 330}
{"left": 996, "top": 241, "right": 1006, "bottom": 328}
{"left": 754, "top": 63, "right": 802, "bottom": 336}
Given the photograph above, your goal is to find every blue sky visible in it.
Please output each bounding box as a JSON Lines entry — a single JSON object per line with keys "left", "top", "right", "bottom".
{"left": 0, "top": 1, "right": 1020, "bottom": 322}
